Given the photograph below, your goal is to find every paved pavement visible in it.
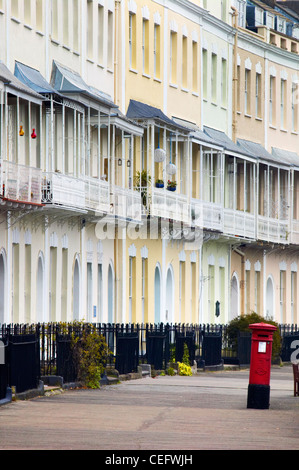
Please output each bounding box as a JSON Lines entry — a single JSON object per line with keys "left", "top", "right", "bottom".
{"left": 0, "top": 365, "right": 298, "bottom": 452}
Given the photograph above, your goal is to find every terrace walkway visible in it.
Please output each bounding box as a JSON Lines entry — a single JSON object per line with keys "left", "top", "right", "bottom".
{"left": 0, "top": 365, "right": 297, "bottom": 451}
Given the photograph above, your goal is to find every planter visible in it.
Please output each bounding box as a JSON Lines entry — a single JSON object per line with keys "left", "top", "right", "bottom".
{"left": 155, "top": 183, "right": 164, "bottom": 188}
{"left": 167, "top": 186, "right": 176, "bottom": 192}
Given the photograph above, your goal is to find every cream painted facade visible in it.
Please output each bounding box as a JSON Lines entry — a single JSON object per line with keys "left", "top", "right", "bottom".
{"left": 0, "top": 0, "right": 299, "bottom": 327}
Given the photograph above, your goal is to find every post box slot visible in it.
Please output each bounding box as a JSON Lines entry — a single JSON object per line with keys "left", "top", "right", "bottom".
{"left": 257, "top": 334, "right": 268, "bottom": 338}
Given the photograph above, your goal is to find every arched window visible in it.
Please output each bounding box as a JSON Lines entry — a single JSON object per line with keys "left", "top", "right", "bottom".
{"left": 73, "top": 256, "right": 80, "bottom": 321}
{"left": 108, "top": 263, "right": 114, "bottom": 324}
{"left": 36, "top": 253, "right": 45, "bottom": 323}
{"left": 154, "top": 265, "right": 161, "bottom": 324}
{"left": 0, "top": 250, "right": 6, "bottom": 325}
{"left": 166, "top": 265, "right": 174, "bottom": 324}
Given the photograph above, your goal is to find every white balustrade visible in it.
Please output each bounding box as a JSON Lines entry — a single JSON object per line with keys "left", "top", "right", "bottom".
{"left": 0, "top": 159, "right": 42, "bottom": 205}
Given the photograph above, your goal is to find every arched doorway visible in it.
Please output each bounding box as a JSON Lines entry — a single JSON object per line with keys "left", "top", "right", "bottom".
{"left": 266, "top": 276, "right": 274, "bottom": 319}
{"left": 154, "top": 265, "right": 161, "bottom": 324}
{"left": 166, "top": 266, "right": 174, "bottom": 324}
{"left": 73, "top": 257, "right": 80, "bottom": 321}
{"left": 230, "top": 273, "right": 239, "bottom": 320}
{"left": 36, "top": 253, "right": 44, "bottom": 323}
{"left": 0, "top": 251, "right": 5, "bottom": 325}
{"left": 108, "top": 263, "right": 114, "bottom": 324}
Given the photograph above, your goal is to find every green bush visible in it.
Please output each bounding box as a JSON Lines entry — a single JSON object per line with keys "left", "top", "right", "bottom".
{"left": 225, "top": 312, "right": 281, "bottom": 360}
{"left": 71, "top": 325, "right": 111, "bottom": 389}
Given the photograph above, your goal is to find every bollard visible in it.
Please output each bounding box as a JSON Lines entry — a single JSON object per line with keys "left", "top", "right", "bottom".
{"left": 247, "top": 322, "right": 277, "bottom": 410}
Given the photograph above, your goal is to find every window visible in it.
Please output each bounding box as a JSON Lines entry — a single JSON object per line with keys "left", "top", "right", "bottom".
{"left": 24, "top": 0, "right": 32, "bottom": 25}
{"left": 129, "top": 12, "right": 137, "bottom": 70}
{"left": 254, "top": 270, "right": 260, "bottom": 314}
{"left": 280, "top": 270, "right": 286, "bottom": 322}
{"left": 87, "top": 262, "right": 93, "bottom": 322}
{"left": 245, "top": 69, "right": 251, "bottom": 115}
{"left": 269, "top": 76, "right": 276, "bottom": 126}
{"left": 202, "top": 49, "right": 208, "bottom": 99}
{"left": 154, "top": 23, "right": 161, "bottom": 79}
{"left": 221, "top": 59, "right": 227, "bottom": 107}
{"left": 179, "top": 261, "right": 185, "bottom": 322}
{"left": 107, "top": 10, "right": 113, "bottom": 69}
{"left": 51, "top": 0, "right": 59, "bottom": 41}
{"left": 73, "top": 0, "right": 79, "bottom": 52}
{"left": 192, "top": 41, "right": 198, "bottom": 93}
{"left": 255, "top": 72, "right": 261, "bottom": 118}
{"left": 87, "top": 0, "right": 93, "bottom": 59}
{"left": 61, "top": 248, "right": 68, "bottom": 322}
{"left": 292, "top": 82, "right": 298, "bottom": 132}
{"left": 281, "top": 79, "right": 286, "bottom": 129}
{"left": 182, "top": 35, "right": 188, "bottom": 89}
{"left": 98, "top": 264, "right": 103, "bottom": 322}
{"left": 245, "top": 269, "right": 250, "bottom": 314}
{"left": 25, "top": 245, "right": 31, "bottom": 323}
{"left": 36, "top": 0, "right": 43, "bottom": 31}
{"left": 211, "top": 53, "right": 217, "bottom": 102}
{"left": 11, "top": 0, "right": 19, "bottom": 18}
{"left": 142, "top": 18, "right": 149, "bottom": 75}
{"left": 237, "top": 65, "right": 241, "bottom": 111}
{"left": 141, "top": 258, "right": 148, "bottom": 323}
{"left": 63, "top": 0, "right": 69, "bottom": 46}
{"left": 291, "top": 271, "right": 297, "bottom": 324}
{"left": 170, "top": 31, "right": 177, "bottom": 84}
{"left": 98, "top": 4, "right": 104, "bottom": 64}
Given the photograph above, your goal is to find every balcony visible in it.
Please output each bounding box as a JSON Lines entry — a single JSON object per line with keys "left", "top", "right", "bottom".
{"left": 85, "top": 176, "right": 110, "bottom": 214}
{"left": 223, "top": 208, "right": 256, "bottom": 240}
{"left": 290, "top": 220, "right": 299, "bottom": 245}
{"left": 0, "top": 159, "right": 42, "bottom": 207}
{"left": 151, "top": 188, "right": 190, "bottom": 225}
{"left": 42, "top": 172, "right": 86, "bottom": 211}
{"left": 257, "top": 215, "right": 289, "bottom": 244}
{"left": 112, "top": 186, "right": 142, "bottom": 223}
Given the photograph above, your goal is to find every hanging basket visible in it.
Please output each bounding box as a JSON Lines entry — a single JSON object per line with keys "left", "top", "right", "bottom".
{"left": 154, "top": 148, "right": 166, "bottom": 163}
{"left": 166, "top": 163, "right": 177, "bottom": 175}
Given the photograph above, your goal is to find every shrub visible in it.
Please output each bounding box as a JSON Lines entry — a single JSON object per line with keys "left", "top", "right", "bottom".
{"left": 225, "top": 312, "right": 281, "bottom": 360}
{"left": 71, "top": 325, "right": 111, "bottom": 389}
{"left": 177, "top": 362, "right": 192, "bottom": 376}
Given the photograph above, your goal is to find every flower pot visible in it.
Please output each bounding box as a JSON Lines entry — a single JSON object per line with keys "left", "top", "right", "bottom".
{"left": 167, "top": 186, "right": 176, "bottom": 192}
{"left": 156, "top": 183, "right": 164, "bottom": 188}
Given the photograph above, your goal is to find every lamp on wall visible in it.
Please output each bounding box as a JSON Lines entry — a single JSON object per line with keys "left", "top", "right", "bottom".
{"left": 127, "top": 160, "right": 131, "bottom": 167}
{"left": 118, "top": 158, "right": 122, "bottom": 166}
{"left": 31, "top": 128, "right": 37, "bottom": 139}
{"left": 19, "top": 126, "right": 24, "bottom": 136}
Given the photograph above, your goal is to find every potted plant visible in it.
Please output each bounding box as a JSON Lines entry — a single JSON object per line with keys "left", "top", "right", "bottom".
{"left": 133, "top": 170, "right": 151, "bottom": 206}
{"left": 167, "top": 180, "right": 177, "bottom": 191}
{"left": 155, "top": 178, "right": 164, "bottom": 188}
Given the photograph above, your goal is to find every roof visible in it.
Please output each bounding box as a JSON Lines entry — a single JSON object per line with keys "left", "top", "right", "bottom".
{"left": 0, "top": 61, "right": 43, "bottom": 102}
{"left": 50, "top": 60, "right": 117, "bottom": 108}
{"left": 203, "top": 126, "right": 253, "bottom": 157}
{"left": 14, "top": 61, "right": 59, "bottom": 96}
{"left": 237, "top": 138, "right": 278, "bottom": 163}
{"left": 126, "top": 99, "right": 189, "bottom": 132}
{"left": 272, "top": 147, "right": 299, "bottom": 166}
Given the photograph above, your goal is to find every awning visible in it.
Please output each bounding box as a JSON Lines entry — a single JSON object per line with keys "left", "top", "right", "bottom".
{"left": 14, "top": 61, "right": 58, "bottom": 96}
{"left": 237, "top": 139, "right": 279, "bottom": 163}
{"left": 50, "top": 60, "right": 117, "bottom": 109}
{"left": 0, "top": 61, "right": 43, "bottom": 105}
{"left": 272, "top": 147, "right": 299, "bottom": 167}
{"left": 203, "top": 126, "right": 252, "bottom": 158}
{"left": 126, "top": 99, "right": 189, "bottom": 132}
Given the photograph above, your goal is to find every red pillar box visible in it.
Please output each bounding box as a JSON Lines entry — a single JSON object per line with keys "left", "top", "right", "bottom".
{"left": 247, "top": 322, "right": 277, "bottom": 410}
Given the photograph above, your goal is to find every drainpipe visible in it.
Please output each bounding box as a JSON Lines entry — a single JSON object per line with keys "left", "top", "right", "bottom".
{"left": 231, "top": 6, "right": 238, "bottom": 143}
{"left": 233, "top": 246, "right": 245, "bottom": 316}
